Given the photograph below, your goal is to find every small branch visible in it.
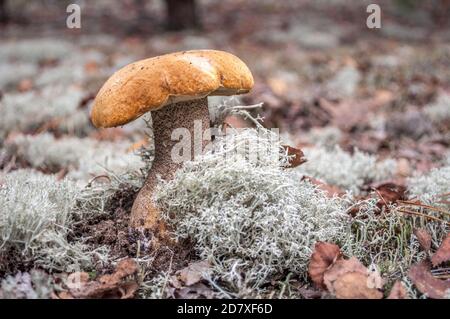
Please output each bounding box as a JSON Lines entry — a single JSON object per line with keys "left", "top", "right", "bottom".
{"left": 398, "top": 200, "right": 450, "bottom": 217}
{"left": 396, "top": 208, "right": 450, "bottom": 226}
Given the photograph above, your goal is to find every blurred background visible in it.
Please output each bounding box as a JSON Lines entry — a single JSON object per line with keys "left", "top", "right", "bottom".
{"left": 1, "top": 0, "right": 449, "bottom": 184}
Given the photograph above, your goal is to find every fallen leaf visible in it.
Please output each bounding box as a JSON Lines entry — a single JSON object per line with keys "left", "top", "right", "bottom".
{"left": 17, "top": 79, "right": 33, "bottom": 92}
{"left": 387, "top": 281, "right": 408, "bottom": 299}
{"left": 331, "top": 272, "right": 383, "bottom": 299}
{"left": 414, "top": 228, "right": 432, "bottom": 252}
{"left": 167, "top": 261, "right": 214, "bottom": 299}
{"left": 308, "top": 242, "right": 342, "bottom": 288}
{"left": 431, "top": 233, "right": 450, "bottom": 267}
{"left": 408, "top": 261, "right": 450, "bottom": 299}
{"left": 323, "top": 257, "right": 383, "bottom": 299}
{"left": 84, "top": 61, "right": 99, "bottom": 74}
{"left": 60, "top": 258, "right": 139, "bottom": 299}
{"left": 282, "top": 145, "right": 306, "bottom": 168}
{"left": 177, "top": 261, "right": 211, "bottom": 286}
{"left": 373, "top": 182, "right": 407, "bottom": 211}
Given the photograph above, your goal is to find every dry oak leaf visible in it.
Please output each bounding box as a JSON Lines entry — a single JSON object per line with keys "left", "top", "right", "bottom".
{"left": 323, "top": 257, "right": 383, "bottom": 299}
{"left": 169, "top": 261, "right": 214, "bottom": 299}
{"left": 177, "top": 261, "right": 212, "bottom": 286}
{"left": 282, "top": 145, "right": 307, "bottom": 168}
{"left": 414, "top": 228, "right": 432, "bottom": 253}
{"left": 60, "top": 258, "right": 139, "bottom": 299}
{"left": 431, "top": 233, "right": 450, "bottom": 267}
{"left": 373, "top": 182, "right": 407, "bottom": 210}
{"left": 387, "top": 281, "right": 408, "bottom": 299}
{"left": 308, "top": 242, "right": 342, "bottom": 287}
{"left": 408, "top": 261, "right": 450, "bottom": 299}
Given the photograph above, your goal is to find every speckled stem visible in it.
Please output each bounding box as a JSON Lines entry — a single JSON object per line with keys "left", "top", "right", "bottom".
{"left": 130, "top": 98, "right": 210, "bottom": 232}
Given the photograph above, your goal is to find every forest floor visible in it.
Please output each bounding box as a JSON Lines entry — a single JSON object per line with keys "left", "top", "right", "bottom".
{"left": 0, "top": 1, "right": 449, "bottom": 299}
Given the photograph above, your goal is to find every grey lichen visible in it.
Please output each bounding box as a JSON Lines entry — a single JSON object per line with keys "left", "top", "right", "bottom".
{"left": 0, "top": 169, "right": 109, "bottom": 273}
{"left": 155, "top": 128, "right": 350, "bottom": 293}
{"left": 5, "top": 133, "right": 145, "bottom": 183}
{"left": 407, "top": 161, "right": 450, "bottom": 208}
{"left": 297, "top": 146, "right": 397, "bottom": 194}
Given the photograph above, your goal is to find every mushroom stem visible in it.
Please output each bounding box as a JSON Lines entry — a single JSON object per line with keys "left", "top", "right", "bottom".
{"left": 130, "top": 97, "right": 211, "bottom": 231}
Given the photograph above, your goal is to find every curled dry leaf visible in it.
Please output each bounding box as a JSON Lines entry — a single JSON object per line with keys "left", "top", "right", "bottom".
{"left": 282, "top": 145, "right": 307, "bottom": 168}
{"left": 387, "top": 281, "right": 408, "bottom": 299}
{"left": 413, "top": 228, "right": 432, "bottom": 252}
{"left": 408, "top": 261, "right": 450, "bottom": 299}
{"left": 323, "top": 257, "right": 383, "bottom": 299}
{"left": 308, "top": 242, "right": 342, "bottom": 287}
{"left": 59, "top": 258, "right": 139, "bottom": 299}
{"left": 431, "top": 233, "right": 450, "bottom": 267}
{"left": 168, "top": 261, "right": 214, "bottom": 299}
{"left": 177, "top": 261, "right": 211, "bottom": 286}
{"left": 373, "top": 182, "right": 407, "bottom": 210}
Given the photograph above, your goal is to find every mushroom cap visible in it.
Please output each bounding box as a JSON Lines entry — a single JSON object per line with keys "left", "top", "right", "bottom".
{"left": 91, "top": 50, "right": 254, "bottom": 128}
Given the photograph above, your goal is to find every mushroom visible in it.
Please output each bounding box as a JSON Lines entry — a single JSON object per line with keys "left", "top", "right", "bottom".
{"left": 91, "top": 50, "right": 254, "bottom": 234}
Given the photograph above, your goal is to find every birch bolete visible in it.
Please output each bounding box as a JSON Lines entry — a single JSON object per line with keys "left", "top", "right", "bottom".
{"left": 91, "top": 50, "right": 254, "bottom": 233}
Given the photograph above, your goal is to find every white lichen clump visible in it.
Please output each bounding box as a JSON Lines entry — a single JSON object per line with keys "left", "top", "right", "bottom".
{"left": 0, "top": 170, "right": 108, "bottom": 272}
{"left": 424, "top": 93, "right": 450, "bottom": 123}
{"left": 0, "top": 87, "right": 85, "bottom": 142}
{"left": 0, "top": 39, "right": 74, "bottom": 63}
{"left": 156, "top": 128, "right": 349, "bottom": 292}
{"left": 407, "top": 162, "right": 450, "bottom": 208}
{"left": 0, "top": 63, "right": 38, "bottom": 90}
{"left": 5, "top": 133, "right": 144, "bottom": 183}
{"left": 305, "top": 126, "right": 342, "bottom": 148}
{"left": 297, "top": 146, "right": 397, "bottom": 194}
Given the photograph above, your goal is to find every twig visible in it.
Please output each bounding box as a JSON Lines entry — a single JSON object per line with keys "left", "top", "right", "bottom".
{"left": 396, "top": 208, "right": 450, "bottom": 226}
{"left": 398, "top": 200, "right": 450, "bottom": 217}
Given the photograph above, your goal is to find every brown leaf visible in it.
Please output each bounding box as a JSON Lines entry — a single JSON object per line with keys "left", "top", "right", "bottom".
{"left": 167, "top": 261, "right": 214, "bottom": 299}
{"left": 323, "top": 257, "right": 383, "bottom": 299}
{"left": 408, "top": 261, "right": 450, "bottom": 299}
{"left": 61, "top": 258, "right": 139, "bottom": 299}
{"left": 331, "top": 272, "right": 383, "bottom": 299}
{"left": 374, "top": 182, "right": 407, "bottom": 210}
{"left": 308, "top": 242, "right": 342, "bottom": 288}
{"left": 177, "top": 261, "right": 211, "bottom": 286}
{"left": 387, "top": 281, "right": 408, "bottom": 299}
{"left": 282, "top": 145, "right": 306, "bottom": 168}
{"left": 17, "top": 79, "right": 33, "bottom": 92}
{"left": 414, "top": 228, "right": 432, "bottom": 252}
{"left": 431, "top": 233, "right": 450, "bottom": 267}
